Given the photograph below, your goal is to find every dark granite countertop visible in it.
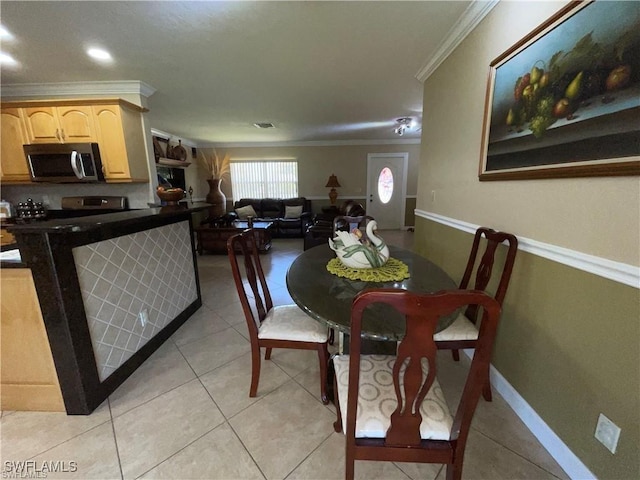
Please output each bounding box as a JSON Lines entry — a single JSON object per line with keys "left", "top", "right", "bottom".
{"left": 6, "top": 202, "right": 210, "bottom": 234}
{"left": 1, "top": 203, "right": 210, "bottom": 269}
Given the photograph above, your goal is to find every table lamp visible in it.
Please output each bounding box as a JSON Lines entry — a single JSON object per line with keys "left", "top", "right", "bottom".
{"left": 325, "top": 174, "right": 341, "bottom": 205}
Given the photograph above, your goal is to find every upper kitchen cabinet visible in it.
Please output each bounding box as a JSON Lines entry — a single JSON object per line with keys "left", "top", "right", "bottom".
{"left": 92, "top": 103, "right": 148, "bottom": 182}
{"left": 0, "top": 108, "right": 31, "bottom": 182}
{"left": 2, "top": 99, "right": 150, "bottom": 183}
{"left": 23, "top": 105, "right": 96, "bottom": 144}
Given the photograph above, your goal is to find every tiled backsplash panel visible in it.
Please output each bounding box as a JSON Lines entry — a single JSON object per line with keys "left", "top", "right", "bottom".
{"left": 73, "top": 221, "right": 197, "bottom": 380}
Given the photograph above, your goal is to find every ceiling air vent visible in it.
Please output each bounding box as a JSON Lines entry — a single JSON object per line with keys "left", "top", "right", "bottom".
{"left": 253, "top": 122, "right": 275, "bottom": 129}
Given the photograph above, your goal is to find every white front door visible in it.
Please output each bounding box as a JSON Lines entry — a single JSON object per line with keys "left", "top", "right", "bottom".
{"left": 366, "top": 153, "right": 408, "bottom": 229}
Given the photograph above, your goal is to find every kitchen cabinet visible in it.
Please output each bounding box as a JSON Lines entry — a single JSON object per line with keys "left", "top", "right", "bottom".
{"left": 2, "top": 99, "right": 150, "bottom": 183}
{"left": 1, "top": 268, "right": 65, "bottom": 411}
{"left": 93, "top": 103, "right": 148, "bottom": 182}
{"left": 23, "top": 105, "right": 96, "bottom": 144}
{"left": 0, "top": 108, "right": 31, "bottom": 182}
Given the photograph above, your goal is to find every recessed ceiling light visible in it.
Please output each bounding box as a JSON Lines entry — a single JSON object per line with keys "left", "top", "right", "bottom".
{"left": 86, "top": 47, "right": 112, "bottom": 62}
{"left": 0, "top": 52, "right": 18, "bottom": 66}
{"left": 253, "top": 122, "right": 275, "bottom": 129}
{"left": 0, "top": 25, "right": 14, "bottom": 41}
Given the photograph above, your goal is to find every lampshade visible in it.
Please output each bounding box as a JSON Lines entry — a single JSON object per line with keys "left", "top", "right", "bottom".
{"left": 325, "top": 174, "right": 341, "bottom": 188}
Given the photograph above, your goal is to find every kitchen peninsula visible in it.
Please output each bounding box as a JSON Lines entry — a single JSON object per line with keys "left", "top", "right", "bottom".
{"left": 2, "top": 204, "right": 209, "bottom": 414}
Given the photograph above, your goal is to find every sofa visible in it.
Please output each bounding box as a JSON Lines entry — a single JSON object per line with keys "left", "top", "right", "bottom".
{"left": 231, "top": 197, "right": 312, "bottom": 238}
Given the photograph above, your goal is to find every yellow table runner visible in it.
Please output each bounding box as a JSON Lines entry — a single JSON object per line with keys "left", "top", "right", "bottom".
{"left": 326, "top": 257, "right": 410, "bottom": 282}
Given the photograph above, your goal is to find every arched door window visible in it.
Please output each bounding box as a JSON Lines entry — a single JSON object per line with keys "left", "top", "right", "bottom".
{"left": 377, "top": 167, "right": 393, "bottom": 204}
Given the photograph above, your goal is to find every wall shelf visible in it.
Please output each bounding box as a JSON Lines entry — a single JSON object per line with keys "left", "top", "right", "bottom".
{"left": 157, "top": 157, "right": 191, "bottom": 168}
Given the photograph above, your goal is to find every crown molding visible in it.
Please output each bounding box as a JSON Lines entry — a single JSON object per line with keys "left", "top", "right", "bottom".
{"left": 150, "top": 128, "right": 197, "bottom": 148}
{"left": 415, "top": 0, "right": 499, "bottom": 82}
{"left": 415, "top": 209, "right": 640, "bottom": 289}
{"left": 203, "top": 138, "right": 422, "bottom": 148}
{"left": 0, "top": 81, "right": 156, "bottom": 99}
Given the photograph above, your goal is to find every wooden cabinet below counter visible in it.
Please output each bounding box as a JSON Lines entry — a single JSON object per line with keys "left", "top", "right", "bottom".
{"left": 1, "top": 268, "right": 65, "bottom": 412}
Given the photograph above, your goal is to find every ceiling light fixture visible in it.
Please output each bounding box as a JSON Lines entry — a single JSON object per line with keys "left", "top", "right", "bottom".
{"left": 0, "top": 25, "right": 15, "bottom": 41}
{"left": 86, "top": 47, "right": 112, "bottom": 62}
{"left": 0, "top": 52, "right": 18, "bottom": 66}
{"left": 393, "top": 117, "right": 414, "bottom": 136}
{"left": 253, "top": 122, "right": 275, "bottom": 129}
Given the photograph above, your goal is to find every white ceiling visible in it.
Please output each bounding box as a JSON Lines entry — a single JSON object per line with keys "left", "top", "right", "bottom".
{"left": 0, "top": 1, "right": 492, "bottom": 146}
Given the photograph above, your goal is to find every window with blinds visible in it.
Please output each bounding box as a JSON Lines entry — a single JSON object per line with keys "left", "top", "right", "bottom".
{"left": 230, "top": 161, "right": 299, "bottom": 200}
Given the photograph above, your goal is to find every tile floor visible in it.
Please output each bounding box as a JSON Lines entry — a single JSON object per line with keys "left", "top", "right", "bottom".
{"left": 1, "top": 232, "right": 569, "bottom": 480}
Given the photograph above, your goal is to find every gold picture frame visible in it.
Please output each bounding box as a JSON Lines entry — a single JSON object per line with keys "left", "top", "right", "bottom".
{"left": 478, "top": 0, "right": 640, "bottom": 181}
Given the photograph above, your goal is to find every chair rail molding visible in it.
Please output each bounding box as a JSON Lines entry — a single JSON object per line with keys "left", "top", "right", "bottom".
{"left": 415, "top": 209, "right": 640, "bottom": 289}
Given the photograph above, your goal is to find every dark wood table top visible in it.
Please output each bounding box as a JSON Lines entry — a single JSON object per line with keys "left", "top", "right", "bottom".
{"left": 286, "top": 244, "right": 458, "bottom": 341}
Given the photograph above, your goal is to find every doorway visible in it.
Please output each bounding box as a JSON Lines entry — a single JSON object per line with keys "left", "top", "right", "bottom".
{"left": 366, "top": 153, "right": 408, "bottom": 229}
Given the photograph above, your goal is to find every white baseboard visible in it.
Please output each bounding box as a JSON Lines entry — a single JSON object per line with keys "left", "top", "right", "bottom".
{"left": 463, "top": 350, "right": 596, "bottom": 480}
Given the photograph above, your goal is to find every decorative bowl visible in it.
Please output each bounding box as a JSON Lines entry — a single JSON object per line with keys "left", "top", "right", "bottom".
{"left": 328, "top": 220, "right": 390, "bottom": 269}
{"left": 157, "top": 188, "right": 185, "bottom": 204}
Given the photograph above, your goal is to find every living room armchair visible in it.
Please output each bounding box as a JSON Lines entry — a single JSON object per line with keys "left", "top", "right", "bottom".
{"left": 303, "top": 200, "right": 366, "bottom": 250}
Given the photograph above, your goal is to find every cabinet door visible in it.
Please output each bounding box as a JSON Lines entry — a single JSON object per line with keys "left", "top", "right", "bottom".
{"left": 0, "top": 108, "right": 31, "bottom": 182}
{"left": 23, "top": 107, "right": 61, "bottom": 143}
{"left": 1, "top": 269, "right": 65, "bottom": 412}
{"left": 92, "top": 105, "right": 130, "bottom": 180}
{"left": 57, "top": 106, "right": 96, "bottom": 142}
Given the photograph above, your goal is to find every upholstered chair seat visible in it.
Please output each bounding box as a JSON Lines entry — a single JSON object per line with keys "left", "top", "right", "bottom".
{"left": 433, "top": 313, "right": 479, "bottom": 341}
{"left": 258, "top": 305, "right": 329, "bottom": 343}
{"left": 333, "top": 355, "right": 453, "bottom": 439}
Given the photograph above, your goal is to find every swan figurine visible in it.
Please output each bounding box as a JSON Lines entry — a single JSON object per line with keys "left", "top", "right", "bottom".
{"left": 329, "top": 220, "right": 390, "bottom": 268}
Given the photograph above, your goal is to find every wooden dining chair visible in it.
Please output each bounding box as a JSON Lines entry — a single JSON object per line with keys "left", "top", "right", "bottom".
{"left": 227, "top": 229, "right": 330, "bottom": 404}
{"left": 434, "top": 227, "right": 518, "bottom": 401}
{"left": 332, "top": 215, "right": 375, "bottom": 237}
{"left": 332, "top": 288, "right": 502, "bottom": 480}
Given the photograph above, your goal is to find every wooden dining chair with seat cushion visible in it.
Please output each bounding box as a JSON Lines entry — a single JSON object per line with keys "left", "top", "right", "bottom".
{"left": 434, "top": 227, "right": 517, "bottom": 401}
{"left": 332, "top": 215, "right": 375, "bottom": 237}
{"left": 227, "top": 229, "right": 330, "bottom": 404}
{"left": 332, "top": 288, "right": 501, "bottom": 480}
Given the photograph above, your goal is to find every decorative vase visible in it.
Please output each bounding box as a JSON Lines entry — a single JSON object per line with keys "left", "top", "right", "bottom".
{"left": 206, "top": 178, "right": 226, "bottom": 217}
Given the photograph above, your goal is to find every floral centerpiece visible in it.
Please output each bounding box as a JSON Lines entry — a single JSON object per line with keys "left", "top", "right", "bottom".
{"left": 329, "top": 220, "right": 389, "bottom": 268}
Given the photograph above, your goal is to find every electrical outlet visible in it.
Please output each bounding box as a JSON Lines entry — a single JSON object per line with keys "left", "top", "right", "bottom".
{"left": 431, "top": 190, "right": 436, "bottom": 202}
{"left": 138, "top": 309, "right": 149, "bottom": 328}
{"left": 595, "top": 413, "right": 621, "bottom": 454}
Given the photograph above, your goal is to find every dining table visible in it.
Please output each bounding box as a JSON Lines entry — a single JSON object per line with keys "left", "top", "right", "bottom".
{"left": 286, "top": 244, "right": 459, "bottom": 352}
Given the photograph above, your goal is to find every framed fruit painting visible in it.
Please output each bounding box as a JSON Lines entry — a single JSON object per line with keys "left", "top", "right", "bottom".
{"left": 479, "top": 0, "right": 640, "bottom": 180}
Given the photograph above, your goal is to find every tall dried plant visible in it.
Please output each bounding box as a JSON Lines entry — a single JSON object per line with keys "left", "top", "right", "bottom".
{"left": 198, "top": 149, "right": 230, "bottom": 180}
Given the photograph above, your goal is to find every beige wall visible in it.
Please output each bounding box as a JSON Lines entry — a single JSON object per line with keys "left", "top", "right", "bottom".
{"left": 196, "top": 143, "right": 420, "bottom": 223}
{"left": 415, "top": 1, "right": 639, "bottom": 479}
{"left": 418, "top": 0, "right": 639, "bottom": 266}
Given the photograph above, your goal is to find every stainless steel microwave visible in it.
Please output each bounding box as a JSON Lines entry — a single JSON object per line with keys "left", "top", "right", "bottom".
{"left": 24, "top": 143, "right": 105, "bottom": 183}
